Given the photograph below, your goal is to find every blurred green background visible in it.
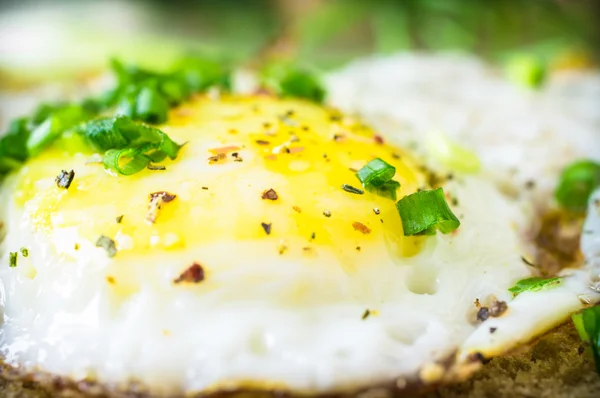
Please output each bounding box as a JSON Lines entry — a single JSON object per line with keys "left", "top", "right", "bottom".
{"left": 0, "top": 0, "right": 598, "bottom": 82}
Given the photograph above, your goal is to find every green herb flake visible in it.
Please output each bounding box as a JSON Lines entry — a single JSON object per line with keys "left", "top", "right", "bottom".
{"left": 1, "top": 55, "right": 228, "bottom": 180}
{"left": 356, "top": 158, "right": 396, "bottom": 188}
{"left": 508, "top": 276, "right": 562, "bottom": 296}
{"left": 362, "top": 309, "right": 371, "bottom": 320}
{"left": 555, "top": 160, "right": 600, "bottom": 212}
{"left": 366, "top": 180, "right": 400, "bottom": 201}
{"left": 356, "top": 158, "right": 400, "bottom": 200}
{"left": 506, "top": 55, "right": 547, "bottom": 89}
{"left": 9, "top": 252, "right": 18, "bottom": 268}
{"left": 395, "top": 188, "right": 460, "bottom": 236}
{"left": 134, "top": 86, "right": 170, "bottom": 124}
{"left": 116, "top": 215, "right": 124, "bottom": 224}
{"left": 96, "top": 235, "right": 117, "bottom": 258}
{"left": 75, "top": 115, "right": 182, "bottom": 176}
{"left": 572, "top": 306, "right": 600, "bottom": 373}
{"left": 279, "top": 70, "right": 326, "bottom": 103}
{"left": 20, "top": 247, "right": 29, "bottom": 258}
{"left": 261, "top": 63, "right": 326, "bottom": 103}
{"left": 0, "top": 118, "right": 29, "bottom": 175}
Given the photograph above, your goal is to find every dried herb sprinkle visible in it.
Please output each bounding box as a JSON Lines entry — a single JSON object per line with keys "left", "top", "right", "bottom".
{"left": 261, "top": 188, "right": 279, "bottom": 200}
{"left": 341, "top": 184, "right": 364, "bottom": 195}
{"left": 261, "top": 222, "right": 272, "bottom": 235}
{"left": 96, "top": 235, "right": 117, "bottom": 258}
{"left": 55, "top": 169, "right": 75, "bottom": 189}
{"left": 362, "top": 309, "right": 371, "bottom": 320}
{"left": 9, "top": 252, "right": 17, "bottom": 267}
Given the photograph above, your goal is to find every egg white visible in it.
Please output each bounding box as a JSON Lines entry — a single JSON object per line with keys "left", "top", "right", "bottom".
{"left": 0, "top": 56, "right": 599, "bottom": 396}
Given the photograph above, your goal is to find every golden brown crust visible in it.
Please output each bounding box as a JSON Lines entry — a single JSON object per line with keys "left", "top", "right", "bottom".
{"left": 431, "top": 323, "right": 600, "bottom": 398}
{"left": 535, "top": 210, "right": 585, "bottom": 276}
{"left": 1, "top": 324, "right": 597, "bottom": 398}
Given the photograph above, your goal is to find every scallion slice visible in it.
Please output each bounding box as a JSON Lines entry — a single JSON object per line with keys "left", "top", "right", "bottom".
{"left": 395, "top": 188, "right": 460, "bottom": 236}
{"left": 555, "top": 160, "right": 600, "bottom": 212}
{"left": 27, "top": 105, "right": 90, "bottom": 156}
{"left": 77, "top": 116, "right": 181, "bottom": 175}
{"left": 357, "top": 158, "right": 396, "bottom": 187}
{"left": 262, "top": 63, "right": 326, "bottom": 103}
{"left": 77, "top": 116, "right": 181, "bottom": 156}
{"left": 366, "top": 180, "right": 400, "bottom": 201}
{"left": 135, "top": 86, "right": 169, "bottom": 124}
{"left": 175, "top": 57, "right": 231, "bottom": 92}
{"left": 572, "top": 306, "right": 600, "bottom": 373}
{"left": 0, "top": 118, "right": 30, "bottom": 175}
{"left": 26, "top": 116, "right": 64, "bottom": 156}
{"left": 508, "top": 276, "right": 562, "bottom": 296}
{"left": 159, "top": 78, "right": 188, "bottom": 105}
{"left": 103, "top": 148, "right": 151, "bottom": 176}
{"left": 0, "top": 157, "right": 23, "bottom": 174}
{"left": 0, "top": 56, "right": 229, "bottom": 179}
{"left": 279, "top": 69, "right": 326, "bottom": 103}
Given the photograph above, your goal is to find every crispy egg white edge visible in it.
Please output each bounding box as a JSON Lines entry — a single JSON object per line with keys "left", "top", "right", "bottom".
{"left": 0, "top": 161, "right": 595, "bottom": 395}
{"left": 324, "top": 54, "right": 600, "bottom": 381}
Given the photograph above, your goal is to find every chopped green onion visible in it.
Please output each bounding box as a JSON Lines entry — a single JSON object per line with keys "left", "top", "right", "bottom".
{"left": 26, "top": 116, "right": 63, "bottom": 156}
{"left": 572, "top": 311, "right": 589, "bottom": 341}
{"left": 395, "top": 188, "right": 460, "bottom": 236}
{"left": 9, "top": 252, "right": 18, "bottom": 268}
{"left": 103, "top": 148, "right": 151, "bottom": 176}
{"left": 56, "top": 129, "right": 92, "bottom": 155}
{"left": 0, "top": 118, "right": 30, "bottom": 175}
{"left": 366, "top": 180, "right": 400, "bottom": 201}
{"left": 262, "top": 63, "right": 326, "bottom": 103}
{"left": 0, "top": 157, "right": 23, "bottom": 175}
{"left": 20, "top": 247, "right": 29, "bottom": 257}
{"left": 279, "top": 69, "right": 326, "bottom": 103}
{"left": 175, "top": 57, "right": 231, "bottom": 92}
{"left": 76, "top": 116, "right": 181, "bottom": 156}
{"left": 115, "top": 88, "right": 138, "bottom": 120}
{"left": 31, "top": 102, "right": 67, "bottom": 125}
{"left": 1, "top": 56, "right": 225, "bottom": 179}
{"left": 356, "top": 158, "right": 400, "bottom": 200}
{"left": 506, "top": 55, "right": 546, "bottom": 89}
{"left": 76, "top": 117, "right": 129, "bottom": 151}
{"left": 555, "top": 160, "right": 600, "bottom": 212}
{"left": 1, "top": 118, "right": 30, "bottom": 161}
{"left": 77, "top": 116, "right": 181, "bottom": 176}
{"left": 111, "top": 59, "right": 157, "bottom": 86}
{"left": 356, "top": 158, "right": 396, "bottom": 187}
{"left": 159, "top": 78, "right": 189, "bottom": 105}
{"left": 96, "top": 235, "right": 117, "bottom": 258}
{"left": 81, "top": 97, "right": 104, "bottom": 114}
{"left": 507, "top": 276, "right": 562, "bottom": 296}
{"left": 27, "top": 105, "right": 90, "bottom": 156}
{"left": 571, "top": 306, "right": 600, "bottom": 373}
{"left": 135, "top": 86, "right": 169, "bottom": 124}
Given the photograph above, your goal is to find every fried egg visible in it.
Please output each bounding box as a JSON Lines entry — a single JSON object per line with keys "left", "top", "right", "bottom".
{"left": 0, "top": 71, "right": 599, "bottom": 396}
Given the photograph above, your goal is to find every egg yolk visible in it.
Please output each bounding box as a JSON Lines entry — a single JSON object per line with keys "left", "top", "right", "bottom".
{"left": 14, "top": 95, "right": 429, "bottom": 271}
